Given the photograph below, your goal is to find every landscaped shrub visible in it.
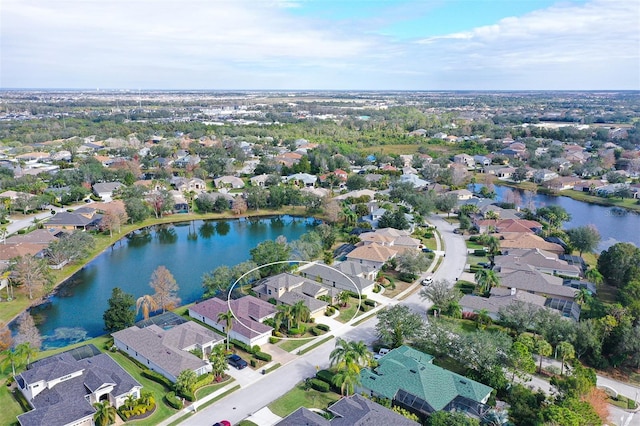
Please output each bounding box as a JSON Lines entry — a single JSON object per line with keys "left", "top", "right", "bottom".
{"left": 474, "top": 249, "right": 487, "bottom": 256}
{"left": 310, "top": 378, "right": 330, "bottom": 392}
{"left": 398, "top": 272, "right": 417, "bottom": 282}
{"left": 269, "top": 336, "right": 280, "bottom": 344}
{"left": 364, "top": 299, "right": 376, "bottom": 307}
{"left": 359, "top": 304, "right": 370, "bottom": 312}
{"left": 316, "top": 369, "right": 335, "bottom": 384}
{"left": 288, "top": 326, "right": 306, "bottom": 336}
{"left": 316, "top": 324, "right": 330, "bottom": 332}
{"left": 165, "top": 392, "right": 183, "bottom": 409}
{"left": 310, "top": 327, "right": 321, "bottom": 336}
{"left": 142, "top": 369, "right": 173, "bottom": 389}
{"left": 250, "top": 359, "right": 257, "bottom": 368}
{"left": 254, "top": 351, "right": 272, "bottom": 362}
{"left": 179, "top": 390, "right": 195, "bottom": 402}
{"left": 469, "top": 235, "right": 479, "bottom": 242}
{"left": 192, "top": 373, "right": 213, "bottom": 390}
{"left": 325, "top": 306, "right": 336, "bottom": 316}
{"left": 343, "top": 290, "right": 367, "bottom": 300}
{"left": 251, "top": 345, "right": 261, "bottom": 354}
{"left": 231, "top": 338, "right": 253, "bottom": 354}
{"left": 267, "top": 297, "right": 277, "bottom": 305}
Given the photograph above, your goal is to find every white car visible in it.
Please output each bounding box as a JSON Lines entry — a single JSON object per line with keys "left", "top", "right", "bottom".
{"left": 421, "top": 276, "right": 433, "bottom": 286}
{"left": 373, "top": 348, "right": 390, "bottom": 360}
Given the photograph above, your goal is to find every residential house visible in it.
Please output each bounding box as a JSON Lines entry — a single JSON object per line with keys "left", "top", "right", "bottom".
{"left": 214, "top": 176, "right": 245, "bottom": 189}
{"left": 171, "top": 177, "right": 207, "bottom": 193}
{"left": 400, "top": 173, "right": 429, "bottom": 188}
{"left": 453, "top": 154, "right": 475, "bottom": 168}
{"left": 173, "top": 154, "right": 201, "bottom": 168}
{"left": 92, "top": 182, "right": 123, "bottom": 201}
{"left": 189, "top": 296, "right": 276, "bottom": 347}
{"left": 357, "top": 346, "right": 493, "bottom": 420}
{"left": 16, "top": 345, "right": 141, "bottom": 426}
{"left": 274, "top": 152, "right": 303, "bottom": 168}
{"left": 473, "top": 155, "right": 491, "bottom": 167}
{"left": 447, "top": 189, "right": 473, "bottom": 201}
{"left": 544, "top": 176, "right": 584, "bottom": 192}
{"left": 276, "top": 394, "right": 419, "bottom": 426}
{"left": 250, "top": 174, "right": 270, "bottom": 187}
{"left": 112, "top": 317, "right": 224, "bottom": 382}
{"left": 533, "top": 169, "right": 559, "bottom": 183}
{"left": 460, "top": 287, "right": 548, "bottom": 320}
{"left": 252, "top": 273, "right": 330, "bottom": 317}
{"left": 333, "top": 189, "right": 376, "bottom": 201}
{"left": 496, "top": 233, "right": 565, "bottom": 255}
{"left": 474, "top": 218, "right": 542, "bottom": 235}
{"left": 346, "top": 243, "right": 398, "bottom": 270}
{"left": 44, "top": 207, "right": 103, "bottom": 231}
{"left": 495, "top": 248, "right": 581, "bottom": 278}
{"left": 498, "top": 267, "right": 579, "bottom": 300}
{"left": 299, "top": 262, "right": 376, "bottom": 295}
{"left": 284, "top": 173, "right": 317, "bottom": 187}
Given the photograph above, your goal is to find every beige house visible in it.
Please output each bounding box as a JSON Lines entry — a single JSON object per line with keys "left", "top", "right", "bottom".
{"left": 252, "top": 273, "right": 331, "bottom": 317}
{"left": 346, "top": 243, "right": 398, "bottom": 270}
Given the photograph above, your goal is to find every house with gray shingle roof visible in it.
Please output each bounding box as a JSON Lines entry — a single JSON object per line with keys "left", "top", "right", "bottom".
{"left": 189, "top": 296, "right": 276, "bottom": 346}
{"left": 357, "top": 346, "right": 492, "bottom": 420}
{"left": 276, "top": 394, "right": 419, "bottom": 426}
{"left": 299, "top": 262, "right": 376, "bottom": 295}
{"left": 16, "top": 346, "right": 141, "bottom": 426}
{"left": 252, "top": 273, "right": 331, "bottom": 317}
{"left": 92, "top": 181, "right": 124, "bottom": 200}
{"left": 112, "top": 321, "right": 223, "bottom": 382}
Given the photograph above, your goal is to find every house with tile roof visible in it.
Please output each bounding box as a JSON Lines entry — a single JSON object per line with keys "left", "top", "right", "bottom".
{"left": 16, "top": 345, "right": 141, "bottom": 426}
{"left": 276, "top": 394, "right": 419, "bottom": 426}
{"left": 252, "top": 273, "right": 331, "bottom": 317}
{"left": 495, "top": 248, "right": 581, "bottom": 278}
{"left": 357, "top": 346, "right": 492, "bottom": 420}
{"left": 496, "top": 233, "right": 565, "bottom": 255}
{"left": 346, "top": 243, "right": 398, "bottom": 270}
{"left": 112, "top": 321, "right": 223, "bottom": 382}
{"left": 189, "top": 296, "right": 276, "bottom": 346}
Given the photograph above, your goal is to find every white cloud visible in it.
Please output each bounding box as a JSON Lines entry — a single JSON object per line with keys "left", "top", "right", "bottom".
{"left": 1, "top": 0, "right": 638, "bottom": 89}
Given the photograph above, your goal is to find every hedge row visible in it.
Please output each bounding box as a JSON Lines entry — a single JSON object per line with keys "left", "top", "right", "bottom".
{"left": 342, "top": 290, "right": 367, "bottom": 300}
{"left": 254, "top": 351, "right": 272, "bottom": 362}
{"left": 230, "top": 338, "right": 254, "bottom": 354}
{"left": 310, "top": 378, "right": 330, "bottom": 392}
{"left": 120, "top": 403, "right": 154, "bottom": 419}
{"left": 165, "top": 392, "right": 183, "bottom": 410}
{"left": 142, "top": 369, "right": 173, "bottom": 389}
{"left": 364, "top": 299, "right": 376, "bottom": 307}
{"left": 316, "top": 324, "right": 330, "bottom": 332}
{"left": 316, "top": 369, "right": 335, "bottom": 385}
{"left": 192, "top": 373, "right": 213, "bottom": 390}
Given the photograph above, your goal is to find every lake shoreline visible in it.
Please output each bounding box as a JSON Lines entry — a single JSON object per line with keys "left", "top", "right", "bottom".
{"left": 4, "top": 206, "right": 316, "bottom": 329}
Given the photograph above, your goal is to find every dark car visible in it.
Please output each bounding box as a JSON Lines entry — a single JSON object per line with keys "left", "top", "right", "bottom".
{"left": 227, "top": 354, "right": 248, "bottom": 370}
{"left": 421, "top": 248, "right": 433, "bottom": 253}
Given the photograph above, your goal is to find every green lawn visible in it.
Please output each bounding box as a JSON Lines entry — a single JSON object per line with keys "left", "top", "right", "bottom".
{"left": 466, "top": 240, "right": 486, "bottom": 250}
{"left": 279, "top": 337, "right": 315, "bottom": 353}
{"left": 0, "top": 385, "right": 25, "bottom": 426}
{"left": 268, "top": 382, "right": 340, "bottom": 418}
{"left": 194, "top": 377, "right": 235, "bottom": 399}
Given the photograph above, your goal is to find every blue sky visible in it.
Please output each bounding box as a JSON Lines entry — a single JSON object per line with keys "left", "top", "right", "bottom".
{"left": 1, "top": 0, "right": 637, "bottom": 90}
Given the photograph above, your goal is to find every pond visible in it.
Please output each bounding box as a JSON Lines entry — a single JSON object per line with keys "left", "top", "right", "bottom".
{"left": 487, "top": 184, "right": 640, "bottom": 250}
{"left": 30, "top": 215, "right": 318, "bottom": 349}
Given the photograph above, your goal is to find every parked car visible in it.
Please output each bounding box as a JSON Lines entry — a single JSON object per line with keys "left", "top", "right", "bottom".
{"left": 227, "top": 354, "right": 248, "bottom": 370}
{"left": 421, "top": 276, "right": 433, "bottom": 286}
{"left": 421, "top": 248, "right": 433, "bottom": 253}
{"left": 213, "top": 421, "right": 231, "bottom": 426}
{"left": 478, "top": 262, "right": 491, "bottom": 269}
{"left": 453, "top": 228, "right": 462, "bottom": 234}
{"left": 373, "top": 347, "right": 390, "bottom": 360}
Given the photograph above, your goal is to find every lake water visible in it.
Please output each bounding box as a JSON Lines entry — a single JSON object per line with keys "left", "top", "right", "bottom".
{"left": 488, "top": 185, "right": 640, "bottom": 250}
{"left": 30, "top": 215, "right": 317, "bottom": 349}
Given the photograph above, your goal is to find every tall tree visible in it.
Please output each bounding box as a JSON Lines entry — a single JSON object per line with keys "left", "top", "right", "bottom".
{"left": 46, "top": 231, "right": 95, "bottom": 266}
{"left": 597, "top": 242, "right": 640, "bottom": 288}
{"left": 148, "top": 189, "right": 173, "bottom": 218}
{"left": 11, "top": 254, "right": 53, "bottom": 299}
{"left": 202, "top": 265, "right": 233, "bottom": 298}
{"left": 217, "top": 310, "right": 234, "bottom": 351}
{"left": 175, "top": 369, "right": 198, "bottom": 395}
{"left": 290, "top": 300, "right": 310, "bottom": 328}
{"left": 16, "top": 342, "right": 39, "bottom": 366}
{"left": 330, "top": 338, "right": 372, "bottom": 373}
{"left": 93, "top": 401, "right": 117, "bottom": 426}
{"left": 396, "top": 250, "right": 432, "bottom": 276}
{"left": 566, "top": 225, "right": 601, "bottom": 256}
{"left": 13, "top": 312, "right": 42, "bottom": 350}
{"left": 250, "top": 239, "right": 291, "bottom": 277}
{"left": 103, "top": 287, "right": 136, "bottom": 332}
{"left": 331, "top": 363, "right": 361, "bottom": 396}
{"left": 0, "top": 322, "right": 13, "bottom": 352}
{"left": 556, "top": 341, "right": 575, "bottom": 375}
{"left": 136, "top": 294, "right": 158, "bottom": 320}
{"left": 474, "top": 269, "right": 500, "bottom": 295}
{"left": 209, "top": 344, "right": 228, "bottom": 380}
{"left": 150, "top": 266, "right": 180, "bottom": 313}
{"left": 534, "top": 339, "right": 553, "bottom": 373}
{"left": 375, "top": 305, "right": 425, "bottom": 348}
{"left": 419, "top": 279, "right": 459, "bottom": 315}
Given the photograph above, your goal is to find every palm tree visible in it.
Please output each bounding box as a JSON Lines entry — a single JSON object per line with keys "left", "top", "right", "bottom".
{"left": 329, "top": 338, "right": 372, "bottom": 373}
{"left": 331, "top": 363, "right": 361, "bottom": 396}
{"left": 217, "top": 310, "right": 234, "bottom": 351}
{"left": 556, "top": 341, "right": 575, "bottom": 375}
{"left": 93, "top": 401, "right": 117, "bottom": 426}
{"left": 474, "top": 269, "right": 500, "bottom": 295}
{"left": 290, "top": 300, "right": 310, "bottom": 329}
{"left": 475, "top": 309, "right": 492, "bottom": 330}
{"left": 209, "top": 344, "right": 228, "bottom": 380}
{"left": 16, "top": 342, "right": 38, "bottom": 366}
{"left": 275, "top": 304, "right": 293, "bottom": 332}
{"left": 123, "top": 393, "right": 137, "bottom": 411}
{"left": 337, "top": 291, "right": 351, "bottom": 308}
{"left": 585, "top": 268, "right": 603, "bottom": 287}
{"left": 575, "top": 288, "right": 592, "bottom": 306}
{"left": 136, "top": 294, "right": 158, "bottom": 320}
{"left": 1, "top": 348, "right": 20, "bottom": 376}
{"left": 534, "top": 339, "right": 553, "bottom": 373}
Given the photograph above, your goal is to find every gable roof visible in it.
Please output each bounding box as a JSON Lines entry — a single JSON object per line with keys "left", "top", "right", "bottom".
{"left": 190, "top": 296, "right": 275, "bottom": 339}
{"left": 112, "top": 321, "right": 222, "bottom": 379}
{"left": 359, "top": 346, "right": 492, "bottom": 412}
{"left": 346, "top": 243, "right": 397, "bottom": 263}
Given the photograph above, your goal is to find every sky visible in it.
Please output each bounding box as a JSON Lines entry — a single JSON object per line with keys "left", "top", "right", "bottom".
{"left": 1, "top": 0, "right": 639, "bottom": 90}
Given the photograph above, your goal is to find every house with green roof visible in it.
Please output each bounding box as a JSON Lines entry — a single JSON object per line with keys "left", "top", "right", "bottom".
{"left": 357, "top": 346, "right": 493, "bottom": 420}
